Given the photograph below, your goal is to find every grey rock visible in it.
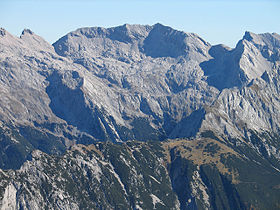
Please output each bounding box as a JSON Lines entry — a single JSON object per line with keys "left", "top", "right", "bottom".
{"left": 0, "top": 24, "right": 280, "bottom": 169}
{"left": 0, "top": 143, "right": 180, "bottom": 209}
{"left": 0, "top": 28, "right": 6, "bottom": 37}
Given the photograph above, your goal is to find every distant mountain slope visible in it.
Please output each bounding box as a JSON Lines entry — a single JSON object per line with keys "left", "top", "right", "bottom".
{"left": 0, "top": 24, "right": 280, "bottom": 209}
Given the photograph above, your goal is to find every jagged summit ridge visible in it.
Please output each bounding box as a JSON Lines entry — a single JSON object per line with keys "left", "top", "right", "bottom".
{"left": 72, "top": 23, "right": 152, "bottom": 40}
{"left": 0, "top": 23, "right": 279, "bottom": 168}
{"left": 53, "top": 23, "right": 210, "bottom": 60}
{"left": 1, "top": 24, "right": 280, "bottom": 209}
{"left": 243, "top": 31, "right": 280, "bottom": 48}
{"left": 21, "top": 28, "right": 34, "bottom": 36}
{"left": 0, "top": 28, "right": 6, "bottom": 37}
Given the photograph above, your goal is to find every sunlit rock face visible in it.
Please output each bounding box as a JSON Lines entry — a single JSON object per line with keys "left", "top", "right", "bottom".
{"left": 0, "top": 24, "right": 280, "bottom": 209}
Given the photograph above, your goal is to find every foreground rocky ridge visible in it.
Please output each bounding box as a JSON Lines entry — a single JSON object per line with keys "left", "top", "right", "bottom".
{"left": 0, "top": 24, "right": 280, "bottom": 209}
{"left": 0, "top": 142, "right": 179, "bottom": 209}
{"left": 0, "top": 139, "right": 279, "bottom": 209}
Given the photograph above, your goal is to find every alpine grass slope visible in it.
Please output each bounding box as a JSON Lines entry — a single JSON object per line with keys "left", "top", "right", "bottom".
{"left": 0, "top": 24, "right": 280, "bottom": 209}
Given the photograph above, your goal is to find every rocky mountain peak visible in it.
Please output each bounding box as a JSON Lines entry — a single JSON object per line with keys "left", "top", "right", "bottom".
{"left": 142, "top": 23, "right": 189, "bottom": 58}
{"left": 102, "top": 24, "right": 150, "bottom": 45}
{"left": 18, "top": 28, "right": 55, "bottom": 53}
{"left": 0, "top": 28, "right": 17, "bottom": 43}
{"left": 1, "top": 24, "right": 280, "bottom": 209}
{"left": 21, "top": 28, "right": 34, "bottom": 36}
{"left": 111, "top": 23, "right": 152, "bottom": 41}
{"left": 243, "top": 31, "right": 255, "bottom": 41}
{"left": 223, "top": 31, "right": 277, "bottom": 86}
{"left": 0, "top": 28, "right": 6, "bottom": 37}
{"left": 243, "top": 31, "right": 280, "bottom": 51}
{"left": 53, "top": 23, "right": 210, "bottom": 62}
{"left": 143, "top": 23, "right": 210, "bottom": 58}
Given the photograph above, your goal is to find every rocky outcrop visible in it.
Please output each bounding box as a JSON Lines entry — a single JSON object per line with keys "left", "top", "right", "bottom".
{"left": 1, "top": 139, "right": 280, "bottom": 209}
{"left": 0, "top": 24, "right": 280, "bottom": 208}
{"left": 0, "top": 143, "right": 180, "bottom": 209}
{"left": 0, "top": 24, "right": 280, "bottom": 166}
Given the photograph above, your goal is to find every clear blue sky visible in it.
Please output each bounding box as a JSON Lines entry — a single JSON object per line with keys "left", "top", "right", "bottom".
{"left": 1, "top": 0, "right": 279, "bottom": 48}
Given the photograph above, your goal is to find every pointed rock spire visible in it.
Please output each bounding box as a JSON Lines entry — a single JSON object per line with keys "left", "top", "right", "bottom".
{"left": 21, "top": 29, "right": 34, "bottom": 37}
{"left": 0, "top": 28, "right": 6, "bottom": 37}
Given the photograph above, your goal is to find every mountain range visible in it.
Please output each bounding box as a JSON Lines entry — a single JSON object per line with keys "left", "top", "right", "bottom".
{"left": 0, "top": 23, "right": 280, "bottom": 209}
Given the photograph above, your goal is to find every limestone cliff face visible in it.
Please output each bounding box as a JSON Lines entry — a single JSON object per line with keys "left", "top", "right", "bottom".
{"left": 0, "top": 24, "right": 280, "bottom": 209}
{"left": 2, "top": 24, "right": 279, "bottom": 145}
